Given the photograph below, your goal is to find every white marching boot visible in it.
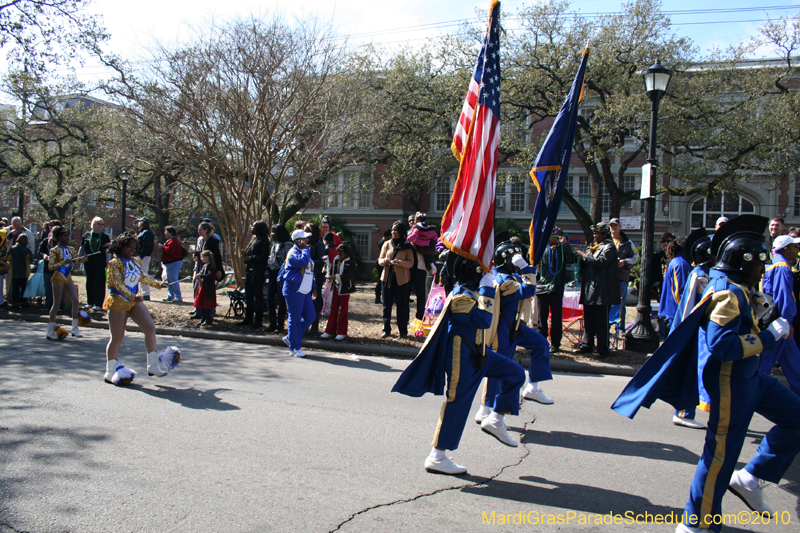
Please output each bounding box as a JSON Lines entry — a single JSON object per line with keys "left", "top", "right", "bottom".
{"left": 46, "top": 322, "right": 58, "bottom": 340}
{"left": 71, "top": 318, "right": 83, "bottom": 338}
{"left": 147, "top": 351, "right": 168, "bottom": 377}
{"left": 104, "top": 359, "right": 136, "bottom": 385}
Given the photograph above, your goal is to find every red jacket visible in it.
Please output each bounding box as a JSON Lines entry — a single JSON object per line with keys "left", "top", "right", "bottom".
{"left": 161, "top": 237, "right": 184, "bottom": 264}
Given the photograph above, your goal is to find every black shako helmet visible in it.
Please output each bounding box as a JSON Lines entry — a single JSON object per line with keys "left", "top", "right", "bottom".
{"left": 711, "top": 214, "right": 770, "bottom": 273}
{"left": 453, "top": 255, "right": 484, "bottom": 286}
{"left": 684, "top": 227, "right": 712, "bottom": 266}
{"left": 694, "top": 240, "right": 713, "bottom": 266}
{"left": 493, "top": 241, "right": 523, "bottom": 272}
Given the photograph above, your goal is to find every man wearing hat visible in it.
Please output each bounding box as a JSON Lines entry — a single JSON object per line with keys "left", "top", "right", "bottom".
{"left": 535, "top": 227, "right": 574, "bottom": 352}
{"left": 758, "top": 234, "right": 800, "bottom": 395}
{"left": 135, "top": 217, "right": 155, "bottom": 301}
{"left": 609, "top": 217, "right": 638, "bottom": 332}
{"left": 714, "top": 216, "right": 728, "bottom": 231}
{"left": 575, "top": 222, "right": 620, "bottom": 359}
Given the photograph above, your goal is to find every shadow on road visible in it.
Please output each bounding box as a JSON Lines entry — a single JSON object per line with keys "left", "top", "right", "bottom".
{"left": 524, "top": 430, "right": 700, "bottom": 464}
{"left": 128, "top": 384, "right": 240, "bottom": 411}
{"left": 463, "top": 475, "right": 681, "bottom": 516}
{"left": 303, "top": 353, "right": 401, "bottom": 373}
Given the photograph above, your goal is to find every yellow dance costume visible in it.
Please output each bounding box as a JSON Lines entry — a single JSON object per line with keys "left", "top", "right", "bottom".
{"left": 48, "top": 245, "right": 87, "bottom": 286}
{"left": 103, "top": 256, "right": 162, "bottom": 313}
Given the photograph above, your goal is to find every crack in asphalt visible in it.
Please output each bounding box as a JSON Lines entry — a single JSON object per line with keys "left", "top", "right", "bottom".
{"left": 329, "top": 413, "right": 537, "bottom": 533}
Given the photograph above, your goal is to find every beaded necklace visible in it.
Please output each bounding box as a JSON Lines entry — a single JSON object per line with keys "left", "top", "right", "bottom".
{"left": 542, "top": 244, "right": 565, "bottom": 277}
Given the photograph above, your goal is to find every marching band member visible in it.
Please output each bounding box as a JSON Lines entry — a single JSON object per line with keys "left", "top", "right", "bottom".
{"left": 670, "top": 228, "right": 713, "bottom": 429}
{"left": 103, "top": 230, "right": 179, "bottom": 385}
{"left": 475, "top": 241, "right": 554, "bottom": 428}
{"left": 46, "top": 226, "right": 88, "bottom": 339}
{"left": 393, "top": 255, "right": 525, "bottom": 474}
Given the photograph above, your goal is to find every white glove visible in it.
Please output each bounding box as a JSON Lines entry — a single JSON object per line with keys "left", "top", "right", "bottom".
{"left": 766, "top": 317, "right": 791, "bottom": 341}
{"left": 430, "top": 264, "right": 437, "bottom": 274}
{"left": 511, "top": 254, "right": 528, "bottom": 269}
{"left": 480, "top": 273, "right": 494, "bottom": 287}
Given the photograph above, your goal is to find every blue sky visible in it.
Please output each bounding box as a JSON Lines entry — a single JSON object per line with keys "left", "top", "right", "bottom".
{"left": 88, "top": 0, "right": 798, "bottom": 56}
{"left": 28, "top": 0, "right": 795, "bottom": 85}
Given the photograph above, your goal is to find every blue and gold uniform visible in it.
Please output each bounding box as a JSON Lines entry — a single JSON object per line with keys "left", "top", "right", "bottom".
{"left": 393, "top": 283, "right": 525, "bottom": 452}
{"left": 613, "top": 215, "right": 800, "bottom": 532}
{"left": 480, "top": 263, "right": 551, "bottom": 408}
{"left": 671, "top": 264, "right": 713, "bottom": 420}
{"left": 48, "top": 245, "right": 87, "bottom": 286}
{"left": 682, "top": 269, "right": 800, "bottom": 530}
{"left": 659, "top": 254, "right": 691, "bottom": 330}
{"left": 758, "top": 258, "right": 800, "bottom": 395}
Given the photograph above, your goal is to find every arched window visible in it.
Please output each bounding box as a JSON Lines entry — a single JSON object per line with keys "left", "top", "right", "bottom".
{"left": 690, "top": 193, "right": 756, "bottom": 230}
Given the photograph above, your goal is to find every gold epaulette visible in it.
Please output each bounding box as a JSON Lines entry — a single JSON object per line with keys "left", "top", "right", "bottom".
{"left": 450, "top": 293, "right": 477, "bottom": 314}
{"left": 499, "top": 279, "right": 520, "bottom": 296}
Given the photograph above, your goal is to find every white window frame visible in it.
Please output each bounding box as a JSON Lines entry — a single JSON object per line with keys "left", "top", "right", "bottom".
{"left": 322, "top": 170, "right": 374, "bottom": 210}
{"left": 690, "top": 192, "right": 756, "bottom": 230}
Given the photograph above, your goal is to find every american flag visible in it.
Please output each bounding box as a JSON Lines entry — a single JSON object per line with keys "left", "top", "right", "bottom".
{"left": 441, "top": 0, "right": 501, "bottom": 271}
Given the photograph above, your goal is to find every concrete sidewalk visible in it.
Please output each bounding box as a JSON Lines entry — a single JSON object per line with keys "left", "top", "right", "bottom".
{"left": 2, "top": 310, "right": 643, "bottom": 378}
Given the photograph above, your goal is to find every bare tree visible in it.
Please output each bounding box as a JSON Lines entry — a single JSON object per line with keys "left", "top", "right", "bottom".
{"left": 104, "top": 14, "right": 382, "bottom": 283}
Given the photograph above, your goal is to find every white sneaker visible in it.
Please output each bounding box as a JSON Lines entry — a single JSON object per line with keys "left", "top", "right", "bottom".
{"left": 46, "top": 322, "right": 58, "bottom": 340}
{"left": 71, "top": 319, "right": 83, "bottom": 338}
{"left": 474, "top": 404, "right": 491, "bottom": 424}
{"left": 294, "top": 349, "right": 306, "bottom": 358}
{"left": 522, "top": 386, "right": 554, "bottom": 404}
{"left": 728, "top": 469, "right": 774, "bottom": 516}
{"left": 282, "top": 335, "right": 290, "bottom": 347}
{"left": 335, "top": 335, "right": 347, "bottom": 341}
{"left": 424, "top": 456, "right": 467, "bottom": 475}
{"left": 320, "top": 332, "right": 334, "bottom": 339}
{"left": 675, "top": 524, "right": 702, "bottom": 533}
{"left": 480, "top": 417, "right": 519, "bottom": 447}
{"left": 673, "top": 415, "right": 706, "bottom": 429}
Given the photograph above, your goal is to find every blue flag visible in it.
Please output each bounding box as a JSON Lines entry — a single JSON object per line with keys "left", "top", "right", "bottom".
{"left": 528, "top": 46, "right": 589, "bottom": 266}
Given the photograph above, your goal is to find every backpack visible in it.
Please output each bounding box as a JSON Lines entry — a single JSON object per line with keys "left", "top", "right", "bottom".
{"left": 180, "top": 245, "right": 189, "bottom": 260}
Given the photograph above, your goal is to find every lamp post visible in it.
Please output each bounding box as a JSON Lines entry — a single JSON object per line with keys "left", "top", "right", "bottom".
{"left": 625, "top": 59, "right": 672, "bottom": 353}
{"left": 119, "top": 169, "right": 129, "bottom": 234}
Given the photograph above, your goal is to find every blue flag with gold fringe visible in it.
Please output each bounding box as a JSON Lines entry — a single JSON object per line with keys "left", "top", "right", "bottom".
{"left": 528, "top": 46, "right": 589, "bottom": 265}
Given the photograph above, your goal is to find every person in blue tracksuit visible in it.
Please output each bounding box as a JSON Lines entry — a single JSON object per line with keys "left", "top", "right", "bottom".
{"left": 659, "top": 236, "right": 691, "bottom": 336}
{"left": 670, "top": 228, "right": 713, "bottom": 429}
{"left": 281, "top": 229, "right": 317, "bottom": 358}
{"left": 393, "top": 255, "right": 525, "bottom": 475}
{"left": 673, "top": 216, "right": 800, "bottom": 532}
{"left": 758, "top": 234, "right": 800, "bottom": 395}
{"left": 474, "top": 241, "right": 553, "bottom": 426}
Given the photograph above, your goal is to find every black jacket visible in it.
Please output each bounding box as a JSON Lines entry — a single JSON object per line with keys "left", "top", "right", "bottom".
{"left": 580, "top": 238, "right": 621, "bottom": 306}
{"left": 80, "top": 231, "right": 110, "bottom": 268}
{"left": 138, "top": 228, "right": 154, "bottom": 258}
{"left": 308, "top": 239, "right": 326, "bottom": 279}
{"left": 537, "top": 243, "right": 574, "bottom": 295}
{"left": 203, "top": 235, "right": 224, "bottom": 279}
{"left": 243, "top": 236, "right": 270, "bottom": 275}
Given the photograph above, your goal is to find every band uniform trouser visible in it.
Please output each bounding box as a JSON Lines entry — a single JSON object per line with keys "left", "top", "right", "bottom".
{"left": 433, "top": 340, "right": 525, "bottom": 451}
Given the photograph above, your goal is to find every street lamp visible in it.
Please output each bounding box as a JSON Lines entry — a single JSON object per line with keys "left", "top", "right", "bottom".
{"left": 625, "top": 59, "right": 672, "bottom": 353}
{"left": 119, "top": 169, "right": 129, "bottom": 234}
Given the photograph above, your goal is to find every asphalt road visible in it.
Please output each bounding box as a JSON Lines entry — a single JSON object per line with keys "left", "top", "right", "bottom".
{"left": 1, "top": 320, "right": 798, "bottom": 533}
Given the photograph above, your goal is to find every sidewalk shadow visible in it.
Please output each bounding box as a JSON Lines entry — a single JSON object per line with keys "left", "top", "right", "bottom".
{"left": 129, "top": 384, "right": 240, "bottom": 411}
{"left": 302, "top": 353, "right": 401, "bottom": 373}
{"left": 525, "top": 430, "right": 700, "bottom": 465}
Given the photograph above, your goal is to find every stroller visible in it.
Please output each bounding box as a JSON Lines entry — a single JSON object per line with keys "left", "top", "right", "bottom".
{"left": 410, "top": 284, "right": 446, "bottom": 337}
